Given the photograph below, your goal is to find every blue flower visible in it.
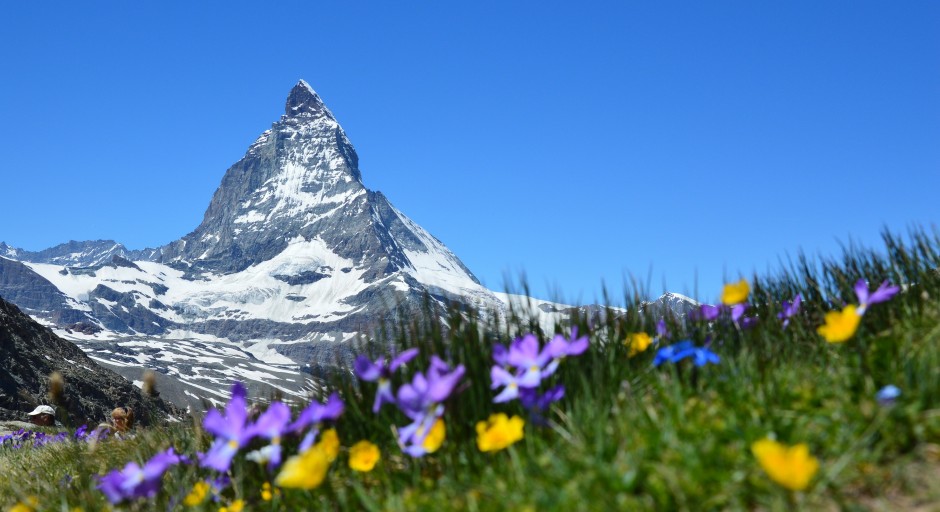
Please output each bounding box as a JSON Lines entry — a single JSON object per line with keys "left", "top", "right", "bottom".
{"left": 875, "top": 384, "right": 901, "bottom": 405}
{"left": 653, "top": 341, "right": 719, "bottom": 367}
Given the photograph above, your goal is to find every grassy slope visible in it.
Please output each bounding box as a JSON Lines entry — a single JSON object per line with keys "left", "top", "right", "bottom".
{"left": 2, "top": 229, "right": 939, "bottom": 511}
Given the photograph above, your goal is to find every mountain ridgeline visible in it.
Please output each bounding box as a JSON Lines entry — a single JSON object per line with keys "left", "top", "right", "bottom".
{"left": 0, "top": 81, "right": 696, "bottom": 404}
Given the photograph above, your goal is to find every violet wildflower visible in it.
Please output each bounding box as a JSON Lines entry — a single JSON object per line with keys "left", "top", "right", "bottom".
{"left": 290, "top": 393, "right": 344, "bottom": 452}
{"left": 244, "top": 401, "right": 292, "bottom": 469}
{"left": 520, "top": 385, "right": 565, "bottom": 426}
{"left": 396, "top": 357, "right": 464, "bottom": 421}
{"left": 200, "top": 382, "right": 252, "bottom": 472}
{"left": 546, "top": 327, "right": 589, "bottom": 359}
{"left": 731, "top": 304, "right": 758, "bottom": 329}
{"left": 855, "top": 279, "right": 900, "bottom": 315}
{"left": 778, "top": 294, "right": 802, "bottom": 329}
{"left": 492, "top": 343, "right": 510, "bottom": 367}
{"left": 394, "top": 357, "right": 464, "bottom": 457}
{"left": 98, "top": 448, "right": 181, "bottom": 504}
{"left": 490, "top": 332, "right": 586, "bottom": 419}
{"left": 397, "top": 413, "right": 444, "bottom": 457}
{"left": 490, "top": 335, "right": 551, "bottom": 404}
{"left": 694, "top": 304, "right": 721, "bottom": 322}
{"left": 490, "top": 365, "right": 522, "bottom": 403}
{"left": 544, "top": 327, "right": 589, "bottom": 373}
{"left": 519, "top": 384, "right": 565, "bottom": 412}
{"left": 354, "top": 348, "right": 419, "bottom": 413}
{"left": 507, "top": 334, "right": 555, "bottom": 388}
{"left": 656, "top": 318, "right": 670, "bottom": 340}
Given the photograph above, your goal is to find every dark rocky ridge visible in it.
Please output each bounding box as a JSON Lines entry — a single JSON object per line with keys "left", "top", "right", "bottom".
{"left": 0, "top": 257, "right": 91, "bottom": 325}
{"left": 0, "top": 295, "right": 180, "bottom": 424}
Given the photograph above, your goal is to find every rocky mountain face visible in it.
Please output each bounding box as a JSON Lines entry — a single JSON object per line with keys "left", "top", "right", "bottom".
{"left": 642, "top": 292, "right": 700, "bottom": 317}
{"left": 0, "top": 80, "right": 698, "bottom": 406}
{"left": 0, "top": 296, "right": 179, "bottom": 424}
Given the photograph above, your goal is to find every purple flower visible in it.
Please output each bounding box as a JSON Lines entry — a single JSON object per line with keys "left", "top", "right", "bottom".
{"left": 777, "top": 294, "right": 802, "bottom": 328}
{"left": 519, "top": 384, "right": 565, "bottom": 412}
{"left": 200, "top": 383, "right": 252, "bottom": 472}
{"left": 544, "top": 328, "right": 589, "bottom": 373}
{"left": 289, "top": 393, "right": 344, "bottom": 452}
{"left": 731, "top": 304, "right": 758, "bottom": 329}
{"left": 694, "top": 304, "right": 721, "bottom": 322}
{"left": 507, "top": 334, "right": 554, "bottom": 388}
{"left": 355, "top": 348, "right": 419, "bottom": 413}
{"left": 243, "top": 402, "right": 291, "bottom": 469}
{"left": 490, "top": 332, "right": 586, "bottom": 415}
{"left": 490, "top": 365, "right": 521, "bottom": 403}
{"left": 855, "top": 279, "right": 900, "bottom": 314}
{"left": 396, "top": 357, "right": 464, "bottom": 421}
{"left": 492, "top": 343, "right": 510, "bottom": 367}
{"left": 98, "top": 448, "right": 181, "bottom": 504}
{"left": 546, "top": 327, "right": 589, "bottom": 359}
{"left": 394, "top": 357, "right": 464, "bottom": 456}
{"left": 397, "top": 412, "right": 441, "bottom": 457}
{"left": 291, "top": 393, "right": 344, "bottom": 432}
{"left": 656, "top": 318, "right": 670, "bottom": 340}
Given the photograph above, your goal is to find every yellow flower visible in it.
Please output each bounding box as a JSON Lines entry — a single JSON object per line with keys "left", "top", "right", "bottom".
{"left": 318, "top": 428, "right": 340, "bottom": 462}
{"left": 275, "top": 445, "right": 331, "bottom": 490}
{"left": 260, "top": 482, "right": 279, "bottom": 501}
{"left": 218, "top": 499, "right": 244, "bottom": 512}
{"left": 625, "top": 332, "right": 652, "bottom": 357}
{"left": 183, "top": 480, "right": 210, "bottom": 506}
{"left": 476, "top": 413, "right": 525, "bottom": 452}
{"left": 751, "top": 438, "right": 819, "bottom": 491}
{"left": 348, "top": 440, "right": 381, "bottom": 472}
{"left": 422, "top": 419, "right": 446, "bottom": 453}
{"left": 817, "top": 304, "right": 861, "bottom": 343}
{"left": 8, "top": 496, "right": 38, "bottom": 512}
{"left": 721, "top": 279, "right": 750, "bottom": 305}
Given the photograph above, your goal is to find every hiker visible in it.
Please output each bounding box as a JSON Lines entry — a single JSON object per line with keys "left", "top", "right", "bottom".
{"left": 111, "top": 407, "right": 134, "bottom": 433}
{"left": 27, "top": 405, "right": 56, "bottom": 427}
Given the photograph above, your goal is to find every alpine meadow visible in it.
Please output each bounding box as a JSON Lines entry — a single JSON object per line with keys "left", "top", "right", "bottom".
{"left": 2, "top": 3, "right": 939, "bottom": 511}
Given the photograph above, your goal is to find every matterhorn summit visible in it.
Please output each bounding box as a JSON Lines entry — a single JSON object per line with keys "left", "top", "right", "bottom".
{"left": 0, "top": 80, "right": 505, "bottom": 402}
{"left": 0, "top": 81, "right": 695, "bottom": 404}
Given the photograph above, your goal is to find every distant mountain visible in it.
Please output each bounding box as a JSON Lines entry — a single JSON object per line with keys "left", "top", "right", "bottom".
{"left": 0, "top": 240, "right": 160, "bottom": 268}
{"left": 0, "top": 295, "right": 179, "bottom": 424}
{"left": 0, "top": 80, "right": 697, "bottom": 405}
{"left": 642, "top": 292, "right": 700, "bottom": 316}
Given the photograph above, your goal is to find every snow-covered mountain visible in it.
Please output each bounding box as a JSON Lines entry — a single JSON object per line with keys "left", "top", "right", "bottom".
{"left": 0, "top": 80, "right": 696, "bottom": 405}
{"left": 0, "top": 81, "right": 512, "bottom": 403}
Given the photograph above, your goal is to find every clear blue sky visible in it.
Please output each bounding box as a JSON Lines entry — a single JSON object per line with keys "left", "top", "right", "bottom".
{"left": 1, "top": 2, "right": 938, "bottom": 304}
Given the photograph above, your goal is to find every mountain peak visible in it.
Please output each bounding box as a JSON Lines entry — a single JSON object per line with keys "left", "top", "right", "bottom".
{"left": 285, "top": 79, "right": 332, "bottom": 119}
